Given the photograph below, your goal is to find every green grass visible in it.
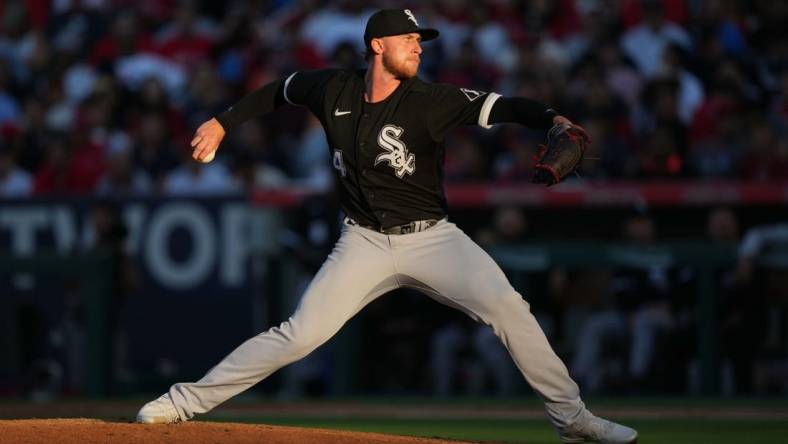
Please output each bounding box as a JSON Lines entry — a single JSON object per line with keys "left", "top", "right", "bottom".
{"left": 204, "top": 416, "right": 788, "bottom": 444}
{"left": 219, "top": 394, "right": 788, "bottom": 409}
{"left": 194, "top": 396, "right": 788, "bottom": 443}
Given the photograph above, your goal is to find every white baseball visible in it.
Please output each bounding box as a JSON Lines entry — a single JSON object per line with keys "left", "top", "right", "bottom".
{"left": 199, "top": 151, "right": 215, "bottom": 163}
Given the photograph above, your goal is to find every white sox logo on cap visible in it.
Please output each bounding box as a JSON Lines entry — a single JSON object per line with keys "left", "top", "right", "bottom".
{"left": 364, "top": 9, "right": 439, "bottom": 45}
{"left": 404, "top": 9, "right": 419, "bottom": 26}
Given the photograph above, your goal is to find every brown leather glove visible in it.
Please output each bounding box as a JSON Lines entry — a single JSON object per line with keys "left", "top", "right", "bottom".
{"left": 532, "top": 122, "right": 590, "bottom": 186}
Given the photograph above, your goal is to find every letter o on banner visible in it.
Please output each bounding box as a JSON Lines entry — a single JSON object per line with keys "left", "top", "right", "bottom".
{"left": 146, "top": 203, "right": 216, "bottom": 289}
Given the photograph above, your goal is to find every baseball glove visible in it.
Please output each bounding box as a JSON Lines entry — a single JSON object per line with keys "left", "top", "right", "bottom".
{"left": 532, "top": 122, "right": 589, "bottom": 186}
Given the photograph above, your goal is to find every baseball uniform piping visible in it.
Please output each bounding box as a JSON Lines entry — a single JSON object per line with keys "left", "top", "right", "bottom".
{"left": 283, "top": 72, "right": 297, "bottom": 105}
{"left": 478, "top": 92, "right": 501, "bottom": 129}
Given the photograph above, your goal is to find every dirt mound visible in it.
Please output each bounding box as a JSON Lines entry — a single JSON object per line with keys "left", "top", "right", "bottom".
{"left": 0, "top": 419, "right": 470, "bottom": 444}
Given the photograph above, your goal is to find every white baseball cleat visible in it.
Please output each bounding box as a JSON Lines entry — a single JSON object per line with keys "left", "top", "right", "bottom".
{"left": 136, "top": 393, "right": 181, "bottom": 424}
{"left": 558, "top": 412, "right": 638, "bottom": 444}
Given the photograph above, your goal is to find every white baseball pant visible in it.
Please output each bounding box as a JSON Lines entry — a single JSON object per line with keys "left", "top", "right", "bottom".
{"left": 168, "top": 219, "right": 586, "bottom": 427}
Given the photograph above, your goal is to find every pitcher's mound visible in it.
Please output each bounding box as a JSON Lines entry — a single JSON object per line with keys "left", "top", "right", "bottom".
{"left": 0, "top": 419, "right": 469, "bottom": 443}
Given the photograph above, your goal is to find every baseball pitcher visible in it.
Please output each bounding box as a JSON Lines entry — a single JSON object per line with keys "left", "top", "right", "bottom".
{"left": 137, "top": 9, "right": 637, "bottom": 444}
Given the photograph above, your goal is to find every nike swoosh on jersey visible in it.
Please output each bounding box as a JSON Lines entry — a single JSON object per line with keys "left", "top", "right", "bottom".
{"left": 334, "top": 109, "right": 352, "bottom": 116}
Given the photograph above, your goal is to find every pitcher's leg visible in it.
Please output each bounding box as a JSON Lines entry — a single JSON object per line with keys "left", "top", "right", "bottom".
{"left": 393, "top": 223, "right": 583, "bottom": 428}
{"left": 458, "top": 284, "right": 585, "bottom": 427}
{"left": 169, "top": 227, "right": 396, "bottom": 420}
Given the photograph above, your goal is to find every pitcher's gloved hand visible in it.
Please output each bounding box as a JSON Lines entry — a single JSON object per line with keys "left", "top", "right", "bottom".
{"left": 532, "top": 121, "right": 590, "bottom": 186}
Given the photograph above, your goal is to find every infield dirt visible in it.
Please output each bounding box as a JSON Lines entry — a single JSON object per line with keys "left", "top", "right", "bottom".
{"left": 0, "top": 419, "right": 471, "bottom": 444}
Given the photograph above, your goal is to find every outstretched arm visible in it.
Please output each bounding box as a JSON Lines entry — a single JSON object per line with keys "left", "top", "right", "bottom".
{"left": 191, "top": 78, "right": 287, "bottom": 162}
{"left": 490, "top": 97, "right": 590, "bottom": 186}
{"left": 488, "top": 96, "right": 583, "bottom": 133}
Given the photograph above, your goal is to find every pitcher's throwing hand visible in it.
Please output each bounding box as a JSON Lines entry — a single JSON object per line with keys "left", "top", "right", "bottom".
{"left": 190, "top": 117, "right": 225, "bottom": 163}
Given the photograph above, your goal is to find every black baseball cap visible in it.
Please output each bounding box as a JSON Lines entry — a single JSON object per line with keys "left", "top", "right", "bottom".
{"left": 364, "top": 9, "right": 439, "bottom": 47}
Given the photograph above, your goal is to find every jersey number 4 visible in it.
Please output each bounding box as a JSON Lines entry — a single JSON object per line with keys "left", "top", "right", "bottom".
{"left": 332, "top": 150, "right": 347, "bottom": 177}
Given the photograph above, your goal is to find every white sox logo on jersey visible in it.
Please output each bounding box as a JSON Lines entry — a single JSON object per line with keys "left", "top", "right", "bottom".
{"left": 375, "top": 124, "right": 415, "bottom": 178}
{"left": 404, "top": 9, "right": 419, "bottom": 26}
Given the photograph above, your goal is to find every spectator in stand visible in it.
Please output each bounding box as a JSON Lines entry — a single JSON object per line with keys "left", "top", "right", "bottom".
{"left": 575, "top": 117, "right": 637, "bottom": 179}
{"left": 437, "top": 37, "right": 500, "bottom": 93}
{"left": 127, "top": 77, "right": 188, "bottom": 143}
{"left": 773, "top": 69, "right": 788, "bottom": 135}
{"left": 566, "top": 55, "right": 614, "bottom": 119}
{"left": 153, "top": 0, "right": 217, "bottom": 68}
{"left": 47, "top": 0, "right": 105, "bottom": 58}
{"left": 752, "top": 2, "right": 788, "bottom": 69}
{"left": 33, "top": 133, "right": 72, "bottom": 195}
{"left": 12, "top": 96, "right": 48, "bottom": 174}
{"left": 597, "top": 41, "right": 643, "bottom": 110}
{"left": 562, "top": 2, "right": 625, "bottom": 68}
{"left": 297, "top": 1, "right": 369, "bottom": 59}
{"left": 0, "top": 2, "right": 33, "bottom": 83}
{"left": 162, "top": 148, "right": 238, "bottom": 196}
{"left": 0, "top": 141, "right": 31, "bottom": 197}
{"left": 493, "top": 125, "right": 543, "bottom": 182}
{"left": 290, "top": 115, "right": 332, "bottom": 191}
{"left": 183, "top": 63, "right": 229, "bottom": 131}
{"left": 21, "top": 29, "right": 53, "bottom": 94}
{"left": 91, "top": 10, "right": 154, "bottom": 68}
{"left": 210, "top": 5, "right": 256, "bottom": 90}
{"left": 0, "top": 59, "right": 20, "bottom": 125}
{"left": 133, "top": 112, "right": 179, "bottom": 190}
{"left": 659, "top": 44, "right": 704, "bottom": 125}
{"left": 687, "top": 60, "right": 756, "bottom": 179}
{"left": 329, "top": 40, "right": 364, "bottom": 71}
{"left": 620, "top": 0, "right": 691, "bottom": 79}
{"left": 444, "top": 129, "right": 488, "bottom": 182}
{"left": 229, "top": 149, "right": 256, "bottom": 193}
{"left": 233, "top": 118, "right": 290, "bottom": 189}
{"left": 619, "top": 0, "right": 689, "bottom": 30}
{"left": 467, "top": 4, "right": 517, "bottom": 75}
{"left": 565, "top": 53, "right": 636, "bottom": 170}
{"left": 96, "top": 132, "right": 152, "bottom": 195}
{"left": 637, "top": 125, "right": 684, "bottom": 178}
{"left": 426, "top": 0, "right": 471, "bottom": 66}
{"left": 633, "top": 77, "right": 688, "bottom": 177}
{"left": 694, "top": 117, "right": 750, "bottom": 178}
{"left": 739, "top": 118, "right": 788, "bottom": 180}
{"left": 56, "top": 92, "right": 114, "bottom": 192}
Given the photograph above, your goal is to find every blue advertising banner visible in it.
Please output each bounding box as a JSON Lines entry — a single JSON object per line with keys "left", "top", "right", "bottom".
{"left": 0, "top": 196, "right": 267, "bottom": 392}
{"left": 0, "top": 197, "right": 254, "bottom": 292}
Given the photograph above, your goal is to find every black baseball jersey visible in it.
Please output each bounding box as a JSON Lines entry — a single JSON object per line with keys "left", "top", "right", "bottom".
{"left": 283, "top": 68, "right": 501, "bottom": 229}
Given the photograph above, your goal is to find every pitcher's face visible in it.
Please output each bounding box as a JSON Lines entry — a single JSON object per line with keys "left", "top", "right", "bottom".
{"left": 379, "top": 33, "right": 422, "bottom": 79}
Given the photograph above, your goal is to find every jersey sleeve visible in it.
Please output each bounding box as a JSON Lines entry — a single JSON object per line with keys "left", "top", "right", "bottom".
{"left": 281, "top": 69, "right": 339, "bottom": 112}
{"left": 426, "top": 84, "right": 502, "bottom": 140}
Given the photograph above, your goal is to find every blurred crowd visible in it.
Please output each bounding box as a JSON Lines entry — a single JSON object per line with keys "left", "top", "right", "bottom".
{"left": 1, "top": 0, "right": 788, "bottom": 199}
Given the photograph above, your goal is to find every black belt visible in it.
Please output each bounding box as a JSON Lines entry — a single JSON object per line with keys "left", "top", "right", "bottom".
{"left": 344, "top": 217, "right": 440, "bottom": 235}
